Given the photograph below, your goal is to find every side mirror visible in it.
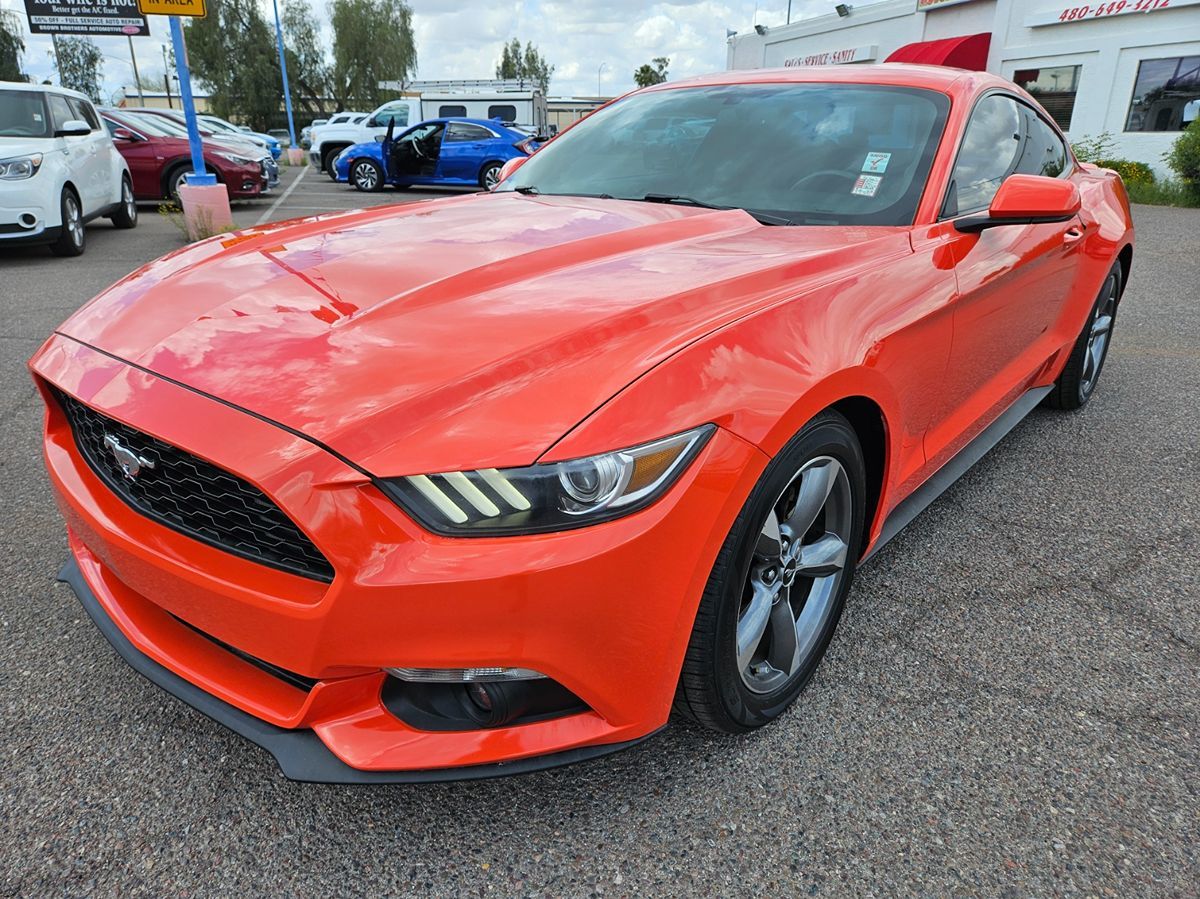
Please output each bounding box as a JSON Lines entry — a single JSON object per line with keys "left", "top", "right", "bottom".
{"left": 111, "top": 127, "right": 139, "bottom": 142}
{"left": 56, "top": 119, "right": 91, "bottom": 137}
{"left": 494, "top": 156, "right": 527, "bottom": 189}
{"left": 955, "top": 174, "right": 1081, "bottom": 233}
{"left": 365, "top": 117, "right": 378, "bottom": 128}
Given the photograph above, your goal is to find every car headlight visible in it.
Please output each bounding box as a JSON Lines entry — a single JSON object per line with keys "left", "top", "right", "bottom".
{"left": 0, "top": 153, "right": 43, "bottom": 180}
{"left": 381, "top": 424, "right": 715, "bottom": 535}
{"left": 215, "top": 151, "right": 255, "bottom": 166}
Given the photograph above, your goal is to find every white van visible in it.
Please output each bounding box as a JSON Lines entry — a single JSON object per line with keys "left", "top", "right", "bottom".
{"left": 0, "top": 81, "right": 136, "bottom": 256}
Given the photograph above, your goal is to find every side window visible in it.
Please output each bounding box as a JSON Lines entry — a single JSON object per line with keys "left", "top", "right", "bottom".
{"left": 439, "top": 105, "right": 467, "bottom": 117}
{"left": 446, "top": 123, "right": 493, "bottom": 142}
{"left": 68, "top": 97, "right": 100, "bottom": 131}
{"left": 944, "top": 94, "right": 1023, "bottom": 217}
{"left": 373, "top": 104, "right": 409, "bottom": 128}
{"left": 1015, "top": 108, "right": 1067, "bottom": 178}
{"left": 47, "top": 94, "right": 75, "bottom": 131}
{"left": 487, "top": 104, "right": 517, "bottom": 122}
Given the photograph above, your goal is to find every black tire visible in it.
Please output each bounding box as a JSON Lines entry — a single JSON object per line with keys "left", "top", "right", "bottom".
{"left": 350, "top": 158, "right": 384, "bottom": 192}
{"left": 322, "top": 147, "right": 346, "bottom": 180}
{"left": 110, "top": 175, "right": 138, "bottom": 229}
{"left": 675, "top": 411, "right": 866, "bottom": 733}
{"left": 479, "top": 161, "right": 503, "bottom": 190}
{"left": 1044, "top": 261, "right": 1122, "bottom": 411}
{"left": 49, "top": 188, "right": 85, "bottom": 257}
{"left": 166, "top": 164, "right": 221, "bottom": 203}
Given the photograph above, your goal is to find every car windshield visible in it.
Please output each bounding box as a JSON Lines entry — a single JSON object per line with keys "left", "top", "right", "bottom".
{"left": 0, "top": 89, "right": 52, "bottom": 138}
{"left": 201, "top": 116, "right": 236, "bottom": 133}
{"left": 119, "top": 112, "right": 182, "bottom": 137}
{"left": 501, "top": 83, "right": 950, "bottom": 226}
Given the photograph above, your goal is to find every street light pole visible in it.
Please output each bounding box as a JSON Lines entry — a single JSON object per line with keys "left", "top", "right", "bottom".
{"left": 128, "top": 36, "right": 145, "bottom": 107}
{"left": 597, "top": 61, "right": 607, "bottom": 98}
{"left": 271, "top": 0, "right": 298, "bottom": 152}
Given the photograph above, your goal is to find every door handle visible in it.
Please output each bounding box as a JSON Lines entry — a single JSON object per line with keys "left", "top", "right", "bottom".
{"left": 1063, "top": 227, "right": 1085, "bottom": 244}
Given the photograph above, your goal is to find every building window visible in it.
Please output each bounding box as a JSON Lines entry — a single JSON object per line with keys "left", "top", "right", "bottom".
{"left": 1125, "top": 56, "right": 1200, "bottom": 132}
{"left": 1012, "top": 65, "right": 1080, "bottom": 131}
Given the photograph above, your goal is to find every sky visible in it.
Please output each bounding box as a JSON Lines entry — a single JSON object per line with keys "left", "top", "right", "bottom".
{"left": 1, "top": 0, "right": 855, "bottom": 103}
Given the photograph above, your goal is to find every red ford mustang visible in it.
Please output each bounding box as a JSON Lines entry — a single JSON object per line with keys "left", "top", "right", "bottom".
{"left": 31, "top": 65, "right": 1133, "bottom": 782}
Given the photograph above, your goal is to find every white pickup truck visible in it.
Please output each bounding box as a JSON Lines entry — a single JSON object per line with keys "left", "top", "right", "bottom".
{"left": 308, "top": 99, "right": 422, "bottom": 178}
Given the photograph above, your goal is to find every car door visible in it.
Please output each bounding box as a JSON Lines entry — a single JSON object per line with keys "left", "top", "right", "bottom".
{"left": 47, "top": 93, "right": 100, "bottom": 212}
{"left": 104, "top": 118, "right": 157, "bottom": 199}
{"left": 71, "top": 98, "right": 119, "bottom": 208}
{"left": 922, "top": 92, "right": 1084, "bottom": 467}
{"left": 438, "top": 122, "right": 493, "bottom": 181}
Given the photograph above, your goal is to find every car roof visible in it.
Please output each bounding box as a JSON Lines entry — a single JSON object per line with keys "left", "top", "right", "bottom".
{"left": 652, "top": 63, "right": 1007, "bottom": 97}
{"left": 0, "top": 80, "right": 94, "bottom": 102}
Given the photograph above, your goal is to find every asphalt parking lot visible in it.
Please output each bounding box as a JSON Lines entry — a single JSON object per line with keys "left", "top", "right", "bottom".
{"left": 1, "top": 168, "right": 1196, "bottom": 896}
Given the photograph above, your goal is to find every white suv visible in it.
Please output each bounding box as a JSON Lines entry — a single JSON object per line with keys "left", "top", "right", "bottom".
{"left": 1, "top": 82, "right": 136, "bottom": 256}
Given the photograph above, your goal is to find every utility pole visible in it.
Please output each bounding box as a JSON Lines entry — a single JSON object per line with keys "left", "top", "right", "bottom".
{"left": 129, "top": 36, "right": 145, "bottom": 107}
{"left": 50, "top": 34, "right": 61, "bottom": 83}
{"left": 162, "top": 44, "right": 173, "bottom": 108}
{"left": 597, "top": 61, "right": 606, "bottom": 98}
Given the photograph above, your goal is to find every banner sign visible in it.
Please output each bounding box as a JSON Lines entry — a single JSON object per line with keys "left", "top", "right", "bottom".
{"left": 23, "top": 0, "right": 149, "bottom": 36}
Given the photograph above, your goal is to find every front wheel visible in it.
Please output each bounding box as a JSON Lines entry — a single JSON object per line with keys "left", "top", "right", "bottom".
{"left": 675, "top": 411, "right": 865, "bottom": 732}
{"left": 49, "top": 188, "right": 85, "bottom": 257}
{"left": 110, "top": 176, "right": 138, "bottom": 229}
{"left": 1044, "top": 261, "right": 1122, "bottom": 410}
{"left": 479, "top": 161, "right": 503, "bottom": 190}
{"left": 350, "top": 159, "right": 384, "bottom": 192}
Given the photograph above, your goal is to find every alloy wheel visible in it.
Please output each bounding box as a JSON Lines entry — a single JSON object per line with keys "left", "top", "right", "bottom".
{"left": 65, "top": 195, "right": 83, "bottom": 248}
{"left": 353, "top": 162, "right": 379, "bottom": 190}
{"left": 123, "top": 180, "right": 137, "bottom": 222}
{"left": 483, "top": 165, "right": 502, "bottom": 190}
{"left": 1080, "top": 274, "right": 1117, "bottom": 401}
{"left": 736, "top": 455, "right": 853, "bottom": 694}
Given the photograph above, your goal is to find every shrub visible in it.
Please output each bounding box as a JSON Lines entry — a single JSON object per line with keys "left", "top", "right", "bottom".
{"left": 1070, "top": 131, "right": 1117, "bottom": 163}
{"left": 1092, "top": 158, "right": 1155, "bottom": 187}
{"left": 1165, "top": 119, "right": 1200, "bottom": 192}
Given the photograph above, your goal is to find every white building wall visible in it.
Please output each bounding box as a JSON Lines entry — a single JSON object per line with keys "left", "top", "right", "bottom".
{"left": 727, "top": 0, "right": 1200, "bottom": 175}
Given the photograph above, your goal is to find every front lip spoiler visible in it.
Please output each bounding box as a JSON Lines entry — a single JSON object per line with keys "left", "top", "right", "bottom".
{"left": 58, "top": 556, "right": 658, "bottom": 784}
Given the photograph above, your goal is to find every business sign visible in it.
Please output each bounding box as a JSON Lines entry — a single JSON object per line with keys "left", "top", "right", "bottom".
{"left": 136, "top": 0, "right": 207, "bottom": 16}
{"left": 1026, "top": 0, "right": 1200, "bottom": 26}
{"left": 782, "top": 45, "right": 878, "bottom": 67}
{"left": 917, "top": 0, "right": 983, "bottom": 10}
{"left": 23, "top": 0, "right": 148, "bottom": 36}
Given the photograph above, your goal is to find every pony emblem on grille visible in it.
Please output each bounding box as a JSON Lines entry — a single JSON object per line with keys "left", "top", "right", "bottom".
{"left": 103, "top": 433, "right": 155, "bottom": 481}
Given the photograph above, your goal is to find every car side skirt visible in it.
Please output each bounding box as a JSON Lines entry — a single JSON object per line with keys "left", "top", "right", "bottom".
{"left": 863, "top": 385, "right": 1053, "bottom": 563}
{"left": 58, "top": 557, "right": 658, "bottom": 783}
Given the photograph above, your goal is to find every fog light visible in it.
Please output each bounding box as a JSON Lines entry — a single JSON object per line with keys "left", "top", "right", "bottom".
{"left": 385, "top": 666, "right": 546, "bottom": 683}
{"left": 466, "top": 682, "right": 493, "bottom": 712}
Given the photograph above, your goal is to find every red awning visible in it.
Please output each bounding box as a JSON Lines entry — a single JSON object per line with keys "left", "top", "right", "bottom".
{"left": 885, "top": 32, "right": 991, "bottom": 71}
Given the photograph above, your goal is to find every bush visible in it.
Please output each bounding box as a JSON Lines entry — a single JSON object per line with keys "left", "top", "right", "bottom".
{"left": 1070, "top": 131, "right": 1117, "bottom": 163}
{"left": 1125, "top": 178, "right": 1199, "bottom": 207}
{"left": 1092, "top": 158, "right": 1155, "bottom": 187}
{"left": 1165, "top": 119, "right": 1200, "bottom": 191}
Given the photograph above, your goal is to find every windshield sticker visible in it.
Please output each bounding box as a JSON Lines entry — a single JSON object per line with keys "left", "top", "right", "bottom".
{"left": 852, "top": 174, "right": 883, "bottom": 197}
{"left": 862, "top": 152, "right": 891, "bottom": 173}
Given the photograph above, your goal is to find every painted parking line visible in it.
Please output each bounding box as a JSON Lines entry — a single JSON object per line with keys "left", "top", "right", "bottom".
{"left": 255, "top": 165, "right": 309, "bottom": 226}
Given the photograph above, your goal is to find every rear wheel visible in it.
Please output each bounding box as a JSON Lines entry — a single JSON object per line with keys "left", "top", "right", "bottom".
{"left": 350, "top": 159, "right": 384, "bottom": 192}
{"left": 110, "top": 175, "right": 137, "bottom": 229}
{"left": 49, "top": 188, "right": 85, "bottom": 257}
{"left": 1045, "top": 261, "right": 1122, "bottom": 410}
{"left": 479, "top": 161, "right": 503, "bottom": 190}
{"left": 675, "top": 411, "right": 865, "bottom": 732}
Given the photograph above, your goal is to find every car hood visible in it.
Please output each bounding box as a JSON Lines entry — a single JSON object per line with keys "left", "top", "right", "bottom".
{"left": 55, "top": 192, "right": 908, "bottom": 475}
{"left": 0, "top": 137, "right": 54, "bottom": 158}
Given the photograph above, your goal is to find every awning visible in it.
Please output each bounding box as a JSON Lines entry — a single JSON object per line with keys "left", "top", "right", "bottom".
{"left": 884, "top": 32, "right": 991, "bottom": 71}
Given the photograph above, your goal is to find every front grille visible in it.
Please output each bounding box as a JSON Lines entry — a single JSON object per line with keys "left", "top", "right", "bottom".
{"left": 54, "top": 388, "right": 334, "bottom": 582}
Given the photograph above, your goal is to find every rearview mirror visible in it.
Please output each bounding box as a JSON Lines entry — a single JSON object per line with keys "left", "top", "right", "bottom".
{"left": 111, "top": 127, "right": 138, "bottom": 142}
{"left": 56, "top": 119, "right": 91, "bottom": 137}
{"left": 493, "top": 156, "right": 527, "bottom": 189}
{"left": 955, "top": 174, "right": 1081, "bottom": 233}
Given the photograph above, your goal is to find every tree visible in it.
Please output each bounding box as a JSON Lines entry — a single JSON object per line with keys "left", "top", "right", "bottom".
{"left": 55, "top": 37, "right": 103, "bottom": 102}
{"left": 633, "top": 57, "right": 669, "bottom": 88}
{"left": 282, "top": 0, "right": 330, "bottom": 115}
{"left": 186, "top": 0, "right": 281, "bottom": 130}
{"left": 331, "top": 0, "right": 416, "bottom": 110}
{"left": 495, "top": 38, "right": 554, "bottom": 94}
{"left": 0, "top": 10, "right": 25, "bottom": 83}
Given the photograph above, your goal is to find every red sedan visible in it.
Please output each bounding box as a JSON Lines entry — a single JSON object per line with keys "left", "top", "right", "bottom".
{"left": 100, "top": 108, "right": 269, "bottom": 201}
{"left": 32, "top": 65, "right": 1133, "bottom": 781}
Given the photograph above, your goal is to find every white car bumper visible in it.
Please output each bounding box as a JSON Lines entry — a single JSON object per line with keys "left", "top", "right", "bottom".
{"left": 0, "top": 180, "right": 58, "bottom": 243}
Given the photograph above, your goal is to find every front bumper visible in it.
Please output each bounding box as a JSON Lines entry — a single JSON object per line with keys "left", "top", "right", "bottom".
{"left": 32, "top": 334, "right": 763, "bottom": 778}
{"left": 1, "top": 179, "right": 55, "bottom": 242}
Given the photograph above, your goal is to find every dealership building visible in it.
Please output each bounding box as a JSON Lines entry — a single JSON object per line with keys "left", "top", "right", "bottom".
{"left": 727, "top": 0, "right": 1200, "bottom": 174}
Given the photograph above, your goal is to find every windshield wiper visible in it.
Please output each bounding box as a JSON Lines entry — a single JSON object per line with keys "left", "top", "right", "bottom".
{"left": 513, "top": 184, "right": 540, "bottom": 195}
{"left": 639, "top": 194, "right": 793, "bottom": 226}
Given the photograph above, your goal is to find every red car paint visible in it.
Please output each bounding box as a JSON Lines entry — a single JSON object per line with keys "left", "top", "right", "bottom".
{"left": 32, "top": 65, "right": 1134, "bottom": 777}
{"left": 101, "top": 109, "right": 266, "bottom": 201}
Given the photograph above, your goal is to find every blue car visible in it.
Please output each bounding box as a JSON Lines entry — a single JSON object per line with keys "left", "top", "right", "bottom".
{"left": 335, "top": 118, "right": 537, "bottom": 192}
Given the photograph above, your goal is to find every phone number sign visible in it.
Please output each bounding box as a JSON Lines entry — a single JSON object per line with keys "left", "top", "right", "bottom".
{"left": 23, "top": 0, "right": 149, "bottom": 35}
{"left": 1026, "top": 0, "right": 1200, "bottom": 25}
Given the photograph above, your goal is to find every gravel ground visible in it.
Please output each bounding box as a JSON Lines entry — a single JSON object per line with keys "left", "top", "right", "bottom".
{"left": 0, "top": 174, "right": 1196, "bottom": 897}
